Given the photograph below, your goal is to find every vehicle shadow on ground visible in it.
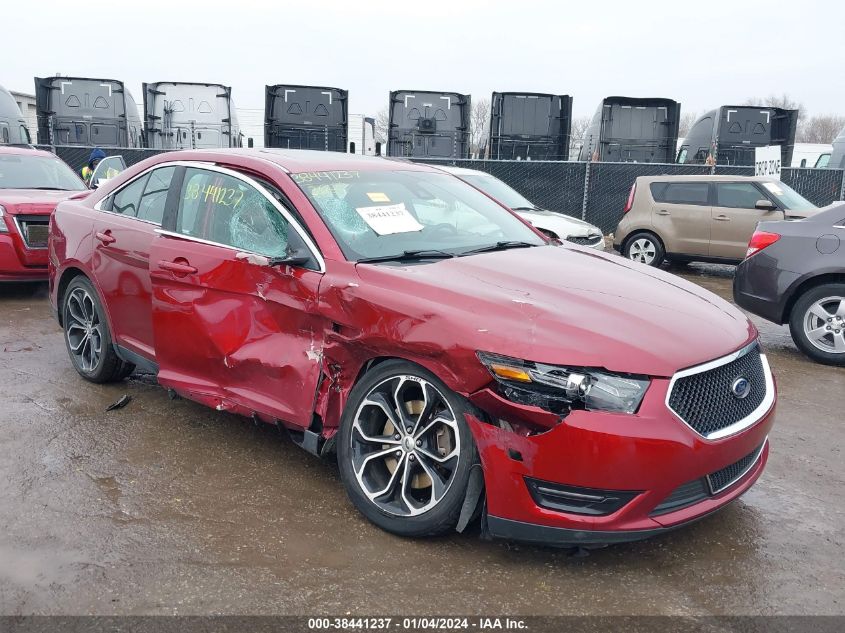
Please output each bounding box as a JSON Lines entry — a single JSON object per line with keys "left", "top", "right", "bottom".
{"left": 0, "top": 281, "right": 49, "bottom": 300}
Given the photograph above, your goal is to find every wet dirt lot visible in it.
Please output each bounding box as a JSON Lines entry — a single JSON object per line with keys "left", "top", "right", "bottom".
{"left": 0, "top": 265, "right": 843, "bottom": 616}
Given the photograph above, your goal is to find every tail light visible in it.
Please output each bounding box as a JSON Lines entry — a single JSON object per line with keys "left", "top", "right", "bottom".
{"left": 623, "top": 182, "right": 637, "bottom": 214}
{"left": 745, "top": 230, "right": 780, "bottom": 258}
{"left": 0, "top": 205, "right": 8, "bottom": 233}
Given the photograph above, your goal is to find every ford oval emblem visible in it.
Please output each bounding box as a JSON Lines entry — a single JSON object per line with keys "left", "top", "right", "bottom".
{"left": 731, "top": 377, "right": 751, "bottom": 399}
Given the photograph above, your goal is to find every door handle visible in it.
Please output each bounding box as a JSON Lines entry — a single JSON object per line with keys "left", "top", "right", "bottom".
{"left": 655, "top": 209, "right": 670, "bottom": 216}
{"left": 714, "top": 215, "right": 731, "bottom": 221}
{"left": 95, "top": 230, "right": 116, "bottom": 245}
{"left": 158, "top": 260, "right": 198, "bottom": 275}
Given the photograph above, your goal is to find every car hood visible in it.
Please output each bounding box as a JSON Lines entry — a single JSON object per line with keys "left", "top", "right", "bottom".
{"left": 0, "top": 189, "right": 87, "bottom": 215}
{"left": 517, "top": 209, "right": 601, "bottom": 237}
{"left": 354, "top": 246, "right": 755, "bottom": 377}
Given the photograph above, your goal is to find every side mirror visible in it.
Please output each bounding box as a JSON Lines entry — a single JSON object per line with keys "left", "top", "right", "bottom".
{"left": 235, "top": 229, "right": 314, "bottom": 269}
{"left": 247, "top": 137, "right": 254, "bottom": 148}
{"left": 271, "top": 250, "right": 311, "bottom": 267}
{"left": 755, "top": 199, "right": 776, "bottom": 211}
{"left": 375, "top": 142, "right": 382, "bottom": 156}
{"left": 235, "top": 250, "right": 310, "bottom": 267}
{"left": 349, "top": 141, "right": 356, "bottom": 154}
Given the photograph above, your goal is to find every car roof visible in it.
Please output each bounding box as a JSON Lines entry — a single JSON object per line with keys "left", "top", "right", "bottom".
{"left": 635, "top": 174, "right": 780, "bottom": 183}
{"left": 0, "top": 145, "right": 58, "bottom": 158}
{"left": 432, "top": 164, "right": 486, "bottom": 177}
{"left": 164, "top": 148, "right": 438, "bottom": 175}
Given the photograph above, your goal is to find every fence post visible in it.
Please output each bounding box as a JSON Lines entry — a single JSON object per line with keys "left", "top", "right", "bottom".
{"left": 581, "top": 162, "right": 591, "bottom": 221}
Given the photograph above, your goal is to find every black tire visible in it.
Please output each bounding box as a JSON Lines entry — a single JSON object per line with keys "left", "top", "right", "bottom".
{"left": 62, "top": 276, "right": 135, "bottom": 383}
{"left": 788, "top": 283, "right": 845, "bottom": 366}
{"left": 666, "top": 258, "right": 691, "bottom": 268}
{"left": 337, "top": 359, "right": 479, "bottom": 537}
{"left": 623, "top": 231, "right": 665, "bottom": 267}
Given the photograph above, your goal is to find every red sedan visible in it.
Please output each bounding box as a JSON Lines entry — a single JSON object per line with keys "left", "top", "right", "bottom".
{"left": 48, "top": 149, "right": 775, "bottom": 546}
{"left": 1, "top": 146, "right": 88, "bottom": 281}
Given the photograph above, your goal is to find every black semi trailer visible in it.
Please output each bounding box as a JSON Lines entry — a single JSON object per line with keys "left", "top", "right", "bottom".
{"left": 677, "top": 105, "right": 798, "bottom": 167}
{"left": 265, "top": 84, "right": 348, "bottom": 151}
{"left": 387, "top": 90, "right": 470, "bottom": 158}
{"left": 35, "top": 76, "right": 143, "bottom": 147}
{"left": 488, "top": 92, "right": 572, "bottom": 160}
{"left": 829, "top": 124, "right": 845, "bottom": 170}
{"left": 578, "top": 96, "right": 680, "bottom": 163}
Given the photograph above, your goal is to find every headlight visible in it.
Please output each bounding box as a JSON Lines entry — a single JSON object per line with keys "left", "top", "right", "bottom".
{"left": 0, "top": 205, "right": 8, "bottom": 233}
{"left": 477, "top": 351, "right": 649, "bottom": 414}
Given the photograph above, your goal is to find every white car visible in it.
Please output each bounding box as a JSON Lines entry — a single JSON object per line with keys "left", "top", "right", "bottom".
{"left": 435, "top": 165, "right": 605, "bottom": 249}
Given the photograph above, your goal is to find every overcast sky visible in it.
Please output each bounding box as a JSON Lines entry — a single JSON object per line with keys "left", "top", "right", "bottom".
{"left": 4, "top": 0, "right": 844, "bottom": 134}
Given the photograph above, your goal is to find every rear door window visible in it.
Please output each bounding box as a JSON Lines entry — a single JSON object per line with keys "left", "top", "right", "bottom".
{"left": 136, "top": 167, "right": 176, "bottom": 225}
{"left": 650, "top": 182, "right": 710, "bottom": 205}
{"left": 110, "top": 174, "right": 150, "bottom": 217}
{"left": 715, "top": 183, "right": 765, "bottom": 209}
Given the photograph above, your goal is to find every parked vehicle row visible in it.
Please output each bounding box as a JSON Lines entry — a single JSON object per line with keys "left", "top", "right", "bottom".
{"left": 9, "top": 76, "right": 845, "bottom": 168}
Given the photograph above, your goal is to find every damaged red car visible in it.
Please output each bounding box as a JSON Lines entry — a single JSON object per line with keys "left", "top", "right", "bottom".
{"left": 48, "top": 149, "right": 776, "bottom": 546}
{"left": 1, "top": 146, "right": 87, "bottom": 281}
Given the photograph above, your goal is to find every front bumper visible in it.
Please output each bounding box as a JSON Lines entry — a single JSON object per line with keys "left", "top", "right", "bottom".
{"left": 467, "top": 371, "right": 775, "bottom": 546}
{"left": 564, "top": 234, "right": 606, "bottom": 250}
{"left": 0, "top": 234, "right": 48, "bottom": 281}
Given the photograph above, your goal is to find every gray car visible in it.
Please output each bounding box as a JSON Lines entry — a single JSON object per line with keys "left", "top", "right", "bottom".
{"left": 733, "top": 203, "right": 845, "bottom": 365}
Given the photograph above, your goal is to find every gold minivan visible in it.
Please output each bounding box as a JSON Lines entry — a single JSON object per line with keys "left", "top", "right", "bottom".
{"left": 613, "top": 175, "right": 818, "bottom": 266}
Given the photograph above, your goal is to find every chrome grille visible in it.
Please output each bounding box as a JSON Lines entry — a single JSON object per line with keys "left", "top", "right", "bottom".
{"left": 565, "top": 234, "right": 603, "bottom": 247}
{"left": 707, "top": 442, "right": 766, "bottom": 494}
{"left": 15, "top": 215, "right": 50, "bottom": 248}
{"left": 667, "top": 343, "right": 772, "bottom": 439}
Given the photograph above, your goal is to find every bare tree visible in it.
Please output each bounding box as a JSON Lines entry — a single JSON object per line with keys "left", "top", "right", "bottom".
{"left": 678, "top": 111, "right": 700, "bottom": 137}
{"left": 797, "top": 114, "right": 845, "bottom": 144}
{"left": 569, "top": 115, "right": 592, "bottom": 158}
{"left": 470, "top": 97, "right": 491, "bottom": 157}
{"left": 374, "top": 107, "right": 389, "bottom": 143}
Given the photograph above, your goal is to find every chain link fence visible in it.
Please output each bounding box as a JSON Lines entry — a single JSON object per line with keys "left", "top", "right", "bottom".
{"left": 35, "top": 145, "right": 845, "bottom": 235}
{"left": 411, "top": 159, "right": 587, "bottom": 219}
{"left": 35, "top": 145, "right": 169, "bottom": 173}
{"left": 417, "top": 157, "right": 845, "bottom": 234}
{"left": 585, "top": 163, "right": 712, "bottom": 232}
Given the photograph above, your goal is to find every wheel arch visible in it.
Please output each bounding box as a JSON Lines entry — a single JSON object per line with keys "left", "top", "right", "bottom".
{"left": 622, "top": 228, "right": 665, "bottom": 254}
{"left": 319, "top": 350, "right": 480, "bottom": 448}
{"left": 56, "top": 266, "right": 88, "bottom": 327}
{"left": 782, "top": 272, "right": 845, "bottom": 323}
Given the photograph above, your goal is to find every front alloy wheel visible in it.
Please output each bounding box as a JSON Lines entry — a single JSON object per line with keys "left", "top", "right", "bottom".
{"left": 338, "top": 360, "right": 478, "bottom": 536}
{"left": 789, "top": 283, "right": 845, "bottom": 366}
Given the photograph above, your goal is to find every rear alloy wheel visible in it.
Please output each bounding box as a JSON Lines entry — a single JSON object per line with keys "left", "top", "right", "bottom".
{"left": 624, "top": 232, "right": 664, "bottom": 267}
{"left": 338, "top": 360, "right": 478, "bottom": 537}
{"left": 789, "top": 284, "right": 845, "bottom": 366}
{"left": 63, "top": 277, "right": 134, "bottom": 382}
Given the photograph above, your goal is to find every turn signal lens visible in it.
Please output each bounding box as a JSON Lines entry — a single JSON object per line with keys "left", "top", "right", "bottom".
{"left": 489, "top": 363, "right": 533, "bottom": 383}
{"left": 0, "top": 205, "right": 7, "bottom": 233}
{"left": 745, "top": 230, "right": 780, "bottom": 258}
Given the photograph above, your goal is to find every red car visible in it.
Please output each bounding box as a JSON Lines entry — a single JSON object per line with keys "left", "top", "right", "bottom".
{"left": 48, "top": 149, "right": 776, "bottom": 546}
{"left": 1, "top": 146, "right": 88, "bottom": 281}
